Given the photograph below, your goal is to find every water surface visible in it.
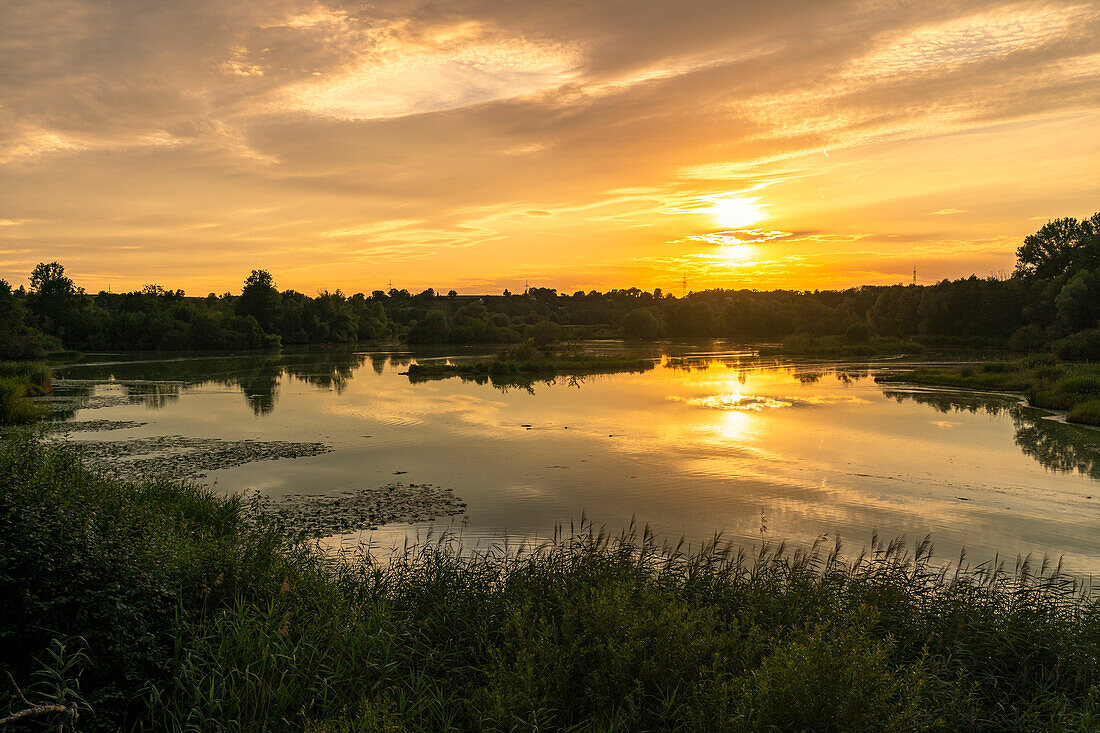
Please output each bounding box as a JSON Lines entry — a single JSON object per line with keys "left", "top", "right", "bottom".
{"left": 52, "top": 344, "right": 1100, "bottom": 573}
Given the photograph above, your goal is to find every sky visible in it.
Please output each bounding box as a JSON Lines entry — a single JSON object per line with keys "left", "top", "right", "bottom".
{"left": 1, "top": 0, "right": 1098, "bottom": 296}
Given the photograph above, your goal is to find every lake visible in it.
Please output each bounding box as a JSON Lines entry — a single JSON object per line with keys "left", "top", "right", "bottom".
{"left": 49, "top": 343, "right": 1100, "bottom": 574}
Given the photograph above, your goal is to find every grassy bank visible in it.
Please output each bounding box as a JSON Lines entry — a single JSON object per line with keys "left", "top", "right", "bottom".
{"left": 878, "top": 358, "right": 1100, "bottom": 426}
{"left": 759, "top": 333, "right": 926, "bottom": 358}
{"left": 407, "top": 349, "right": 654, "bottom": 381}
{"left": 2, "top": 433, "right": 1099, "bottom": 731}
{"left": 0, "top": 361, "right": 51, "bottom": 424}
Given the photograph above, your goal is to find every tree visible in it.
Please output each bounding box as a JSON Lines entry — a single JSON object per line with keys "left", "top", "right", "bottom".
{"left": 528, "top": 320, "right": 562, "bottom": 349}
{"left": 237, "top": 270, "right": 281, "bottom": 332}
{"left": 29, "top": 262, "right": 75, "bottom": 298}
{"left": 623, "top": 308, "right": 660, "bottom": 339}
{"left": 844, "top": 322, "right": 871, "bottom": 344}
{"left": 28, "top": 262, "right": 81, "bottom": 337}
{"left": 1055, "top": 269, "right": 1100, "bottom": 333}
{"left": 1015, "top": 214, "right": 1100, "bottom": 280}
{"left": 0, "top": 279, "right": 49, "bottom": 359}
{"left": 407, "top": 309, "right": 450, "bottom": 344}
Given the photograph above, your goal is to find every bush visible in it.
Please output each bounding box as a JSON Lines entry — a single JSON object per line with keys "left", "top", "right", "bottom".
{"left": 1055, "top": 328, "right": 1100, "bottom": 361}
{"left": 622, "top": 308, "right": 660, "bottom": 339}
{"left": 844, "top": 322, "right": 871, "bottom": 344}
{"left": 1010, "top": 324, "right": 1046, "bottom": 352}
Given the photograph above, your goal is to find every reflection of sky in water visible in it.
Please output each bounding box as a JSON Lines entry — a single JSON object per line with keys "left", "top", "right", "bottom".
{"left": 54, "top": 346, "right": 1100, "bottom": 574}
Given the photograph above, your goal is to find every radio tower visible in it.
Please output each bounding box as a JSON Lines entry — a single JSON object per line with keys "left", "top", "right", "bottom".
{"left": 681, "top": 275, "right": 687, "bottom": 298}
{"left": 912, "top": 265, "right": 916, "bottom": 286}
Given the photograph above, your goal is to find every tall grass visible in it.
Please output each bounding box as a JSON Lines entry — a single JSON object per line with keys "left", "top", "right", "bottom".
{"left": 0, "top": 361, "right": 52, "bottom": 394}
{"left": 1068, "top": 399, "right": 1100, "bottom": 426}
{"left": 2, "top": 433, "right": 1099, "bottom": 731}
{"left": 0, "top": 361, "right": 51, "bottom": 424}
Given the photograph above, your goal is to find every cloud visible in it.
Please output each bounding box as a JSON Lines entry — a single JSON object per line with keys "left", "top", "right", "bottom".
{"left": 0, "top": 0, "right": 1097, "bottom": 293}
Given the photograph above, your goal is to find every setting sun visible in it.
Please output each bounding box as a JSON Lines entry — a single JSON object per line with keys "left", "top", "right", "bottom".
{"left": 720, "top": 244, "right": 757, "bottom": 265}
{"left": 708, "top": 197, "right": 768, "bottom": 229}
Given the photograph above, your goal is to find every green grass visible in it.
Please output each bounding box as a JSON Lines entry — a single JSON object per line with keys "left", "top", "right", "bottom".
{"left": 2, "top": 433, "right": 1099, "bottom": 731}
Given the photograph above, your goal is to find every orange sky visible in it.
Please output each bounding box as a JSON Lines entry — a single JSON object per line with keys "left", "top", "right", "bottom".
{"left": 1, "top": 1, "right": 1098, "bottom": 295}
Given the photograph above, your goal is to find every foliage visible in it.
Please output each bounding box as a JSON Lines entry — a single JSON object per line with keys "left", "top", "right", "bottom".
{"left": 2, "top": 435, "right": 1100, "bottom": 731}
{"left": 1055, "top": 328, "right": 1100, "bottom": 361}
{"left": 1, "top": 213, "right": 1098, "bottom": 356}
{"left": 622, "top": 307, "right": 660, "bottom": 339}
{"left": 0, "top": 362, "right": 51, "bottom": 424}
{"left": 0, "top": 378, "right": 42, "bottom": 424}
{"left": 236, "top": 269, "right": 282, "bottom": 332}
{"left": 0, "top": 361, "right": 52, "bottom": 394}
{"left": 1015, "top": 213, "right": 1100, "bottom": 280}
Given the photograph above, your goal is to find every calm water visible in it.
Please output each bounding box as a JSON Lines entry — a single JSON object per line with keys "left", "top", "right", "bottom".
{"left": 52, "top": 343, "right": 1100, "bottom": 573}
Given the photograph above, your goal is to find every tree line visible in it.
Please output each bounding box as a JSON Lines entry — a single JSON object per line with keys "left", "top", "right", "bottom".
{"left": 1, "top": 213, "right": 1098, "bottom": 358}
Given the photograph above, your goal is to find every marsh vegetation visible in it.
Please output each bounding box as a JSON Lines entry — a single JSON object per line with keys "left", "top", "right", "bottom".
{"left": 3, "top": 434, "right": 1099, "bottom": 731}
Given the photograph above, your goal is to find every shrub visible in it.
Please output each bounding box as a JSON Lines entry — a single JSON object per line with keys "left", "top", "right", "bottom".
{"left": 1054, "top": 328, "right": 1100, "bottom": 361}
{"left": 622, "top": 308, "right": 660, "bottom": 339}
{"left": 844, "top": 322, "right": 871, "bottom": 344}
{"left": 1010, "top": 324, "right": 1046, "bottom": 353}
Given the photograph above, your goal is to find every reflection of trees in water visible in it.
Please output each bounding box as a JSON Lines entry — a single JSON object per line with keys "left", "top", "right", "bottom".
{"left": 409, "top": 371, "right": 592, "bottom": 395}
{"left": 53, "top": 348, "right": 367, "bottom": 416}
{"left": 662, "top": 358, "right": 871, "bottom": 387}
{"left": 835, "top": 369, "right": 870, "bottom": 384}
{"left": 883, "top": 389, "right": 1100, "bottom": 479}
{"left": 123, "top": 381, "right": 183, "bottom": 410}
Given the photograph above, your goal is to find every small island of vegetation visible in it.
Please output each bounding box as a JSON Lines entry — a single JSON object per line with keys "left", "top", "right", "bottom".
{"left": 406, "top": 344, "right": 654, "bottom": 382}
{"left": 879, "top": 357, "right": 1100, "bottom": 426}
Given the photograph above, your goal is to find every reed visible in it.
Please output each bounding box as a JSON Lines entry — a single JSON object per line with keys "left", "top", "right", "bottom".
{"left": 1, "top": 433, "right": 1098, "bottom": 731}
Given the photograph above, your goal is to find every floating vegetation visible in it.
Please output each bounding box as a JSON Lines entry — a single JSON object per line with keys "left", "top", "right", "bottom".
{"left": 48, "top": 419, "right": 148, "bottom": 433}
{"left": 243, "top": 483, "right": 466, "bottom": 537}
{"left": 57, "top": 435, "right": 332, "bottom": 482}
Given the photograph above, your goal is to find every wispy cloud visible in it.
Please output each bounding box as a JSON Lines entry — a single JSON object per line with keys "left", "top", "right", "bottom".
{"left": 0, "top": 0, "right": 1096, "bottom": 293}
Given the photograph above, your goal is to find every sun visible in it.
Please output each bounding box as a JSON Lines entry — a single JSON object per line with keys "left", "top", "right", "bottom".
{"left": 708, "top": 197, "right": 767, "bottom": 229}
{"left": 721, "top": 244, "right": 757, "bottom": 265}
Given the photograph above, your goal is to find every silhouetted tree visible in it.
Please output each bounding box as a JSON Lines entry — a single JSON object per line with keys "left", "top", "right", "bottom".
{"left": 1015, "top": 214, "right": 1100, "bottom": 280}
{"left": 237, "top": 270, "right": 281, "bottom": 332}
{"left": 623, "top": 308, "right": 660, "bottom": 339}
